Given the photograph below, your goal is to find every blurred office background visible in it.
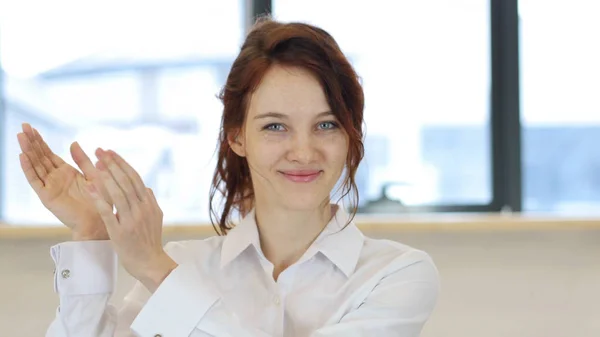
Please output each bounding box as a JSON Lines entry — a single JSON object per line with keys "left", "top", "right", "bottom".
{"left": 0, "top": 0, "right": 599, "bottom": 336}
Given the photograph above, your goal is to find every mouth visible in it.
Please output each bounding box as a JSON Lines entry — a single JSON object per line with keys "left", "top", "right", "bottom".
{"left": 279, "top": 170, "right": 323, "bottom": 183}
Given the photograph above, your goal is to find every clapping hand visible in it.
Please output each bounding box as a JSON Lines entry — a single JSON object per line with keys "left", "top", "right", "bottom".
{"left": 87, "top": 149, "right": 178, "bottom": 292}
{"left": 17, "top": 123, "right": 111, "bottom": 240}
{"left": 18, "top": 124, "right": 177, "bottom": 292}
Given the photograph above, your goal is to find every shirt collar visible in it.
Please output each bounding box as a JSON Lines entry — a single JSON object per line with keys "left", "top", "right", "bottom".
{"left": 219, "top": 208, "right": 261, "bottom": 268}
{"left": 220, "top": 204, "right": 364, "bottom": 277}
{"left": 311, "top": 205, "right": 364, "bottom": 277}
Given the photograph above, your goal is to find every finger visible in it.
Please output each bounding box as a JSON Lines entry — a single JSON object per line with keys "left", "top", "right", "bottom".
{"left": 71, "top": 142, "right": 97, "bottom": 179}
{"left": 74, "top": 144, "right": 114, "bottom": 205}
{"left": 86, "top": 181, "right": 121, "bottom": 236}
{"left": 17, "top": 132, "right": 48, "bottom": 181}
{"left": 33, "top": 127, "right": 65, "bottom": 168}
{"left": 19, "top": 153, "right": 45, "bottom": 192}
{"left": 146, "top": 188, "right": 163, "bottom": 217}
{"left": 97, "top": 159, "right": 131, "bottom": 214}
{"left": 108, "top": 150, "right": 147, "bottom": 199}
{"left": 87, "top": 159, "right": 113, "bottom": 204}
{"left": 22, "top": 123, "right": 54, "bottom": 173}
{"left": 97, "top": 149, "right": 141, "bottom": 203}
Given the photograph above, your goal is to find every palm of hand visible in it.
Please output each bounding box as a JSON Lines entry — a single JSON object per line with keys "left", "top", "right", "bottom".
{"left": 41, "top": 163, "right": 103, "bottom": 233}
{"left": 17, "top": 124, "right": 110, "bottom": 240}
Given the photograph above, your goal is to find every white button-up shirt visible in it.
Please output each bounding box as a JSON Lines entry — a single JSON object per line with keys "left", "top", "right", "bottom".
{"left": 46, "top": 205, "right": 440, "bottom": 337}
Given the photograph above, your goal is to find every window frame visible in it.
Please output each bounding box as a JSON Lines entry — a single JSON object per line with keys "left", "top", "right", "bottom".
{"left": 250, "top": 0, "right": 524, "bottom": 214}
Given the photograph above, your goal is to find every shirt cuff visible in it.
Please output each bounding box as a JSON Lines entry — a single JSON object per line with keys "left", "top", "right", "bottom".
{"left": 51, "top": 240, "right": 117, "bottom": 295}
{"left": 131, "top": 262, "right": 219, "bottom": 337}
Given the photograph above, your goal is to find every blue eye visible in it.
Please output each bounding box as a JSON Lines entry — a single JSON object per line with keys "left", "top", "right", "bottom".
{"left": 318, "top": 121, "right": 338, "bottom": 130}
{"left": 264, "top": 123, "right": 285, "bottom": 131}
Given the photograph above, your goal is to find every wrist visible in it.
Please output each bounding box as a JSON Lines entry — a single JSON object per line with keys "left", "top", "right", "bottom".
{"left": 72, "top": 223, "right": 109, "bottom": 241}
{"left": 72, "top": 233, "right": 109, "bottom": 241}
{"left": 138, "top": 253, "right": 178, "bottom": 293}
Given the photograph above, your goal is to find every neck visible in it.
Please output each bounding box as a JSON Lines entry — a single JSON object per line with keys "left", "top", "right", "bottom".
{"left": 254, "top": 200, "right": 334, "bottom": 280}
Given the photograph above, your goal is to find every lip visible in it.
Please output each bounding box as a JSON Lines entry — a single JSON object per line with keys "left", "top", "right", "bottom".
{"left": 279, "top": 170, "right": 322, "bottom": 183}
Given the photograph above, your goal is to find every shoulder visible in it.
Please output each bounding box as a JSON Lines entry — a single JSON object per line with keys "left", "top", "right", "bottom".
{"left": 162, "top": 236, "right": 225, "bottom": 264}
{"left": 348, "top": 236, "right": 440, "bottom": 318}
{"left": 358, "top": 236, "right": 439, "bottom": 285}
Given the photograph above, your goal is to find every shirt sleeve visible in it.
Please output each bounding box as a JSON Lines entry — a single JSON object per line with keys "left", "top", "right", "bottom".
{"left": 45, "top": 240, "right": 128, "bottom": 337}
{"left": 131, "top": 250, "right": 439, "bottom": 337}
{"left": 129, "top": 261, "right": 219, "bottom": 336}
{"left": 129, "top": 261, "right": 272, "bottom": 337}
{"left": 45, "top": 240, "right": 221, "bottom": 337}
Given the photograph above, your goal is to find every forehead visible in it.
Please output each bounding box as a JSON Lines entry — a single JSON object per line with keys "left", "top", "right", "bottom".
{"left": 248, "top": 65, "right": 330, "bottom": 117}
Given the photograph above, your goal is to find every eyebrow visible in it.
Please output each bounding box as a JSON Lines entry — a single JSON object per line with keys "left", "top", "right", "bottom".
{"left": 253, "top": 111, "right": 334, "bottom": 120}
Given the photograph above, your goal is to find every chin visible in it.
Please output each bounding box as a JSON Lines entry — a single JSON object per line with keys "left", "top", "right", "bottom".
{"left": 278, "top": 191, "right": 331, "bottom": 211}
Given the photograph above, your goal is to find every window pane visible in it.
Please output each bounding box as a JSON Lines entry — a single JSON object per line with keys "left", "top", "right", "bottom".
{"left": 274, "top": 0, "right": 492, "bottom": 209}
{"left": 0, "top": 0, "right": 244, "bottom": 224}
{"left": 520, "top": 0, "right": 600, "bottom": 214}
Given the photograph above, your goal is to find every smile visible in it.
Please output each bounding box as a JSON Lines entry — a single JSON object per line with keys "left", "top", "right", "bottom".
{"left": 279, "top": 170, "right": 322, "bottom": 183}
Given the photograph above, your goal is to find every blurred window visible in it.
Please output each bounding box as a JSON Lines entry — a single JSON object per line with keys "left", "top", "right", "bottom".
{"left": 0, "top": 0, "right": 244, "bottom": 224}
{"left": 520, "top": 0, "right": 600, "bottom": 214}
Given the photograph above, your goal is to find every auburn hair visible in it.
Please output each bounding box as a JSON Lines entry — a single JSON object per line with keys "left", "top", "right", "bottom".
{"left": 209, "top": 16, "right": 365, "bottom": 235}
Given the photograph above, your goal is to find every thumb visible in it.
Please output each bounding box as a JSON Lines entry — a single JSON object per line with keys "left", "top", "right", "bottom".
{"left": 92, "top": 161, "right": 114, "bottom": 204}
{"left": 70, "top": 142, "right": 97, "bottom": 179}
{"left": 71, "top": 143, "right": 113, "bottom": 204}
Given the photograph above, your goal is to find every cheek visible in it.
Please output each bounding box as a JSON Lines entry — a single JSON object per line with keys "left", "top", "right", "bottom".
{"left": 322, "top": 134, "right": 349, "bottom": 168}
{"left": 245, "top": 135, "right": 284, "bottom": 168}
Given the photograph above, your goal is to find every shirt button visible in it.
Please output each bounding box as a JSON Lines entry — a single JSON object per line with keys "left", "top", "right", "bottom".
{"left": 61, "top": 269, "right": 71, "bottom": 279}
{"left": 273, "top": 295, "right": 281, "bottom": 306}
{"left": 154, "top": 334, "right": 162, "bottom": 337}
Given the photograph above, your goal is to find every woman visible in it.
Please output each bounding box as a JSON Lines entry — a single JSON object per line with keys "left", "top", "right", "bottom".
{"left": 17, "top": 18, "right": 439, "bottom": 337}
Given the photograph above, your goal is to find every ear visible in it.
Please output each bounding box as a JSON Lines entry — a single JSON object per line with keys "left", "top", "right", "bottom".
{"left": 227, "top": 129, "right": 246, "bottom": 157}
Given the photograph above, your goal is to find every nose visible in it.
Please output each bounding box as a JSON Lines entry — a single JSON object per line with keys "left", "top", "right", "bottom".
{"left": 286, "top": 132, "right": 318, "bottom": 164}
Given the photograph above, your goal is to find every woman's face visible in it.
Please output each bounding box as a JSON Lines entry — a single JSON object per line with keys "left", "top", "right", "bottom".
{"left": 230, "top": 64, "right": 349, "bottom": 211}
